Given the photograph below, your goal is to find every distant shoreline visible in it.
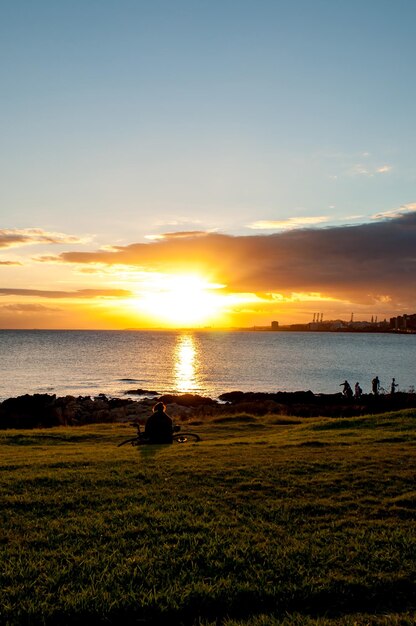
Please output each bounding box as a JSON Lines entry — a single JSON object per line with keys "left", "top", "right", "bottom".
{"left": 1, "top": 327, "right": 416, "bottom": 334}
{"left": 244, "top": 325, "right": 416, "bottom": 334}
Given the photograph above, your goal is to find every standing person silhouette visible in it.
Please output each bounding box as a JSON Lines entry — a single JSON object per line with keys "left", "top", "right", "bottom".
{"left": 354, "top": 382, "right": 362, "bottom": 399}
{"left": 390, "top": 378, "right": 398, "bottom": 394}
{"left": 340, "top": 380, "right": 353, "bottom": 398}
{"left": 144, "top": 402, "right": 173, "bottom": 444}
{"left": 372, "top": 376, "right": 380, "bottom": 395}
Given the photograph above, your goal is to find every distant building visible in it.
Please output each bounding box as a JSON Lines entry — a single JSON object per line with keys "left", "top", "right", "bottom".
{"left": 271, "top": 321, "right": 279, "bottom": 330}
{"left": 390, "top": 313, "right": 416, "bottom": 331}
{"left": 329, "top": 320, "right": 347, "bottom": 330}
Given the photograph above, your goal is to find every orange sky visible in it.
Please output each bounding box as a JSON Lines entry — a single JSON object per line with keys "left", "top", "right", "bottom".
{"left": 1, "top": 210, "right": 415, "bottom": 329}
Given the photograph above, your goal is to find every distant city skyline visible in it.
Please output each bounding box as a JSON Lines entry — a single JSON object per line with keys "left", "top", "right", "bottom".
{"left": 1, "top": 1, "right": 416, "bottom": 328}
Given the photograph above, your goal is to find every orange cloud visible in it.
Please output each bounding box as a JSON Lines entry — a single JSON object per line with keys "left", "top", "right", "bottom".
{"left": 0, "top": 228, "right": 87, "bottom": 249}
{"left": 0, "top": 303, "right": 60, "bottom": 312}
{"left": 47, "top": 210, "right": 416, "bottom": 308}
{"left": 0, "top": 288, "right": 132, "bottom": 299}
{"left": 146, "top": 230, "right": 210, "bottom": 240}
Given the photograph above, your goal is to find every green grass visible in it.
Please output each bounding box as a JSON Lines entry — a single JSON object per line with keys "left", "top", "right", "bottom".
{"left": 1, "top": 411, "right": 416, "bottom": 625}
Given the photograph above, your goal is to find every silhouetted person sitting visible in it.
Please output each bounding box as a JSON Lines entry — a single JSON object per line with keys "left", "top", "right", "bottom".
{"left": 144, "top": 402, "right": 173, "bottom": 444}
{"left": 372, "top": 376, "right": 380, "bottom": 395}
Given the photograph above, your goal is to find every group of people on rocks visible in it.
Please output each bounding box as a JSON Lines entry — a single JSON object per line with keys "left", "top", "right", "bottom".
{"left": 340, "top": 376, "right": 398, "bottom": 399}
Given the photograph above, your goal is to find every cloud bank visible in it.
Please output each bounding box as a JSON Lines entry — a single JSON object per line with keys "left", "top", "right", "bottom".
{"left": 0, "top": 288, "right": 132, "bottom": 299}
{"left": 51, "top": 211, "right": 416, "bottom": 307}
{"left": 0, "top": 303, "right": 60, "bottom": 312}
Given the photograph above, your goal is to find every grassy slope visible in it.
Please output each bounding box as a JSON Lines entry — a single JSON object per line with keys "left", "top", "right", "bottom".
{"left": 1, "top": 411, "right": 416, "bottom": 625}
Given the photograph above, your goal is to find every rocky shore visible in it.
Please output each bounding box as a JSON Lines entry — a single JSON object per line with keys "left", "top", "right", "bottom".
{"left": 1, "top": 389, "right": 416, "bottom": 429}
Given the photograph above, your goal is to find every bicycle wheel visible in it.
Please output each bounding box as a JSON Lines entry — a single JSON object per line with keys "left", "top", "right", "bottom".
{"left": 173, "top": 432, "right": 201, "bottom": 443}
{"left": 117, "top": 437, "right": 140, "bottom": 448}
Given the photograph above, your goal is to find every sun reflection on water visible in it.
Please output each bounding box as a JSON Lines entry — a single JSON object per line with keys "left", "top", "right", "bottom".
{"left": 174, "top": 334, "right": 199, "bottom": 393}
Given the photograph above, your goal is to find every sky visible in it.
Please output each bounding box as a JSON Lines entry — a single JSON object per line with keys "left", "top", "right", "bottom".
{"left": 1, "top": 0, "right": 416, "bottom": 328}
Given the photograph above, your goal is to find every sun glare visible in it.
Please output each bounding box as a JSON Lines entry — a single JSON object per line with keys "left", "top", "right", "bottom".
{"left": 174, "top": 334, "right": 199, "bottom": 392}
{"left": 135, "top": 274, "right": 226, "bottom": 327}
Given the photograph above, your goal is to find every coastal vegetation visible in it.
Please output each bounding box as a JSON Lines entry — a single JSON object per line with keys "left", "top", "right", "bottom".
{"left": 1, "top": 409, "right": 416, "bottom": 624}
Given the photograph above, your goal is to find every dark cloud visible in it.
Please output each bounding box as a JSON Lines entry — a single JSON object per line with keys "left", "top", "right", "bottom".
{"left": 0, "top": 288, "right": 132, "bottom": 299}
{"left": 54, "top": 212, "right": 416, "bottom": 306}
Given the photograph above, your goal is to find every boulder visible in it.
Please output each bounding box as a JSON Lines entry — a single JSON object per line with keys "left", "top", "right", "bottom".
{"left": 158, "top": 393, "right": 217, "bottom": 407}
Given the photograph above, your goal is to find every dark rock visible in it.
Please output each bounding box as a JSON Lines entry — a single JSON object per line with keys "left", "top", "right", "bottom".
{"left": 219, "top": 390, "right": 315, "bottom": 404}
{"left": 0, "top": 393, "right": 143, "bottom": 429}
{"left": 218, "top": 391, "right": 245, "bottom": 403}
{"left": 108, "top": 398, "right": 131, "bottom": 408}
{"left": 125, "top": 388, "right": 159, "bottom": 396}
{"left": 158, "top": 393, "right": 217, "bottom": 407}
{"left": 1, "top": 387, "right": 416, "bottom": 429}
{"left": 0, "top": 394, "right": 59, "bottom": 429}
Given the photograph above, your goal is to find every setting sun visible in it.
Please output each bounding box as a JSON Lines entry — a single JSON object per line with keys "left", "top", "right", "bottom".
{"left": 134, "top": 274, "right": 227, "bottom": 327}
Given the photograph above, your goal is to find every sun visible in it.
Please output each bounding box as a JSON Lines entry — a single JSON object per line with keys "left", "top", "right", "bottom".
{"left": 135, "top": 273, "right": 227, "bottom": 327}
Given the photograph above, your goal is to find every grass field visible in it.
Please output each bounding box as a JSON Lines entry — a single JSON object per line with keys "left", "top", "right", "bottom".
{"left": 1, "top": 410, "right": 416, "bottom": 625}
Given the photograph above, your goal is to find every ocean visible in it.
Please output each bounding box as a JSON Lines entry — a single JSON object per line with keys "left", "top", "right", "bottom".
{"left": 0, "top": 329, "right": 415, "bottom": 401}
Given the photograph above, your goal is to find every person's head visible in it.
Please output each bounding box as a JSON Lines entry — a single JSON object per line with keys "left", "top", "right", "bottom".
{"left": 153, "top": 402, "right": 166, "bottom": 413}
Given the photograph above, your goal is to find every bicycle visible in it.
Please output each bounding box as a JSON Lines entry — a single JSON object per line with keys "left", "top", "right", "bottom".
{"left": 117, "top": 422, "right": 201, "bottom": 447}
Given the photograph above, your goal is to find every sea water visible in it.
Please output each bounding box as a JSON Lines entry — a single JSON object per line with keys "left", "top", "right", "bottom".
{"left": 0, "top": 329, "right": 415, "bottom": 401}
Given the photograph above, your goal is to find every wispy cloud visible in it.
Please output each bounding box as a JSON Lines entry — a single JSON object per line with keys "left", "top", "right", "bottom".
{"left": 145, "top": 230, "right": 211, "bottom": 241}
{"left": 0, "top": 288, "right": 132, "bottom": 299}
{"left": 342, "top": 214, "right": 366, "bottom": 221}
{"left": 0, "top": 303, "right": 61, "bottom": 312}
{"left": 0, "top": 228, "right": 88, "bottom": 249}
{"left": 154, "top": 218, "right": 203, "bottom": 228}
{"left": 351, "top": 164, "right": 372, "bottom": 176}
{"left": 144, "top": 235, "right": 166, "bottom": 241}
{"left": 247, "top": 216, "right": 329, "bottom": 230}
{"left": 350, "top": 163, "right": 393, "bottom": 177}
{"left": 372, "top": 203, "right": 416, "bottom": 220}
{"left": 0, "top": 260, "right": 22, "bottom": 265}
{"left": 34, "top": 255, "right": 66, "bottom": 263}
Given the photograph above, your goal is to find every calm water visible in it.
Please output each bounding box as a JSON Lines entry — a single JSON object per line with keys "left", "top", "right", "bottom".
{"left": 0, "top": 330, "right": 415, "bottom": 401}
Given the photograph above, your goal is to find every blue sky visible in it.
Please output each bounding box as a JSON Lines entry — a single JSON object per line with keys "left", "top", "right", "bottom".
{"left": 1, "top": 1, "right": 416, "bottom": 327}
